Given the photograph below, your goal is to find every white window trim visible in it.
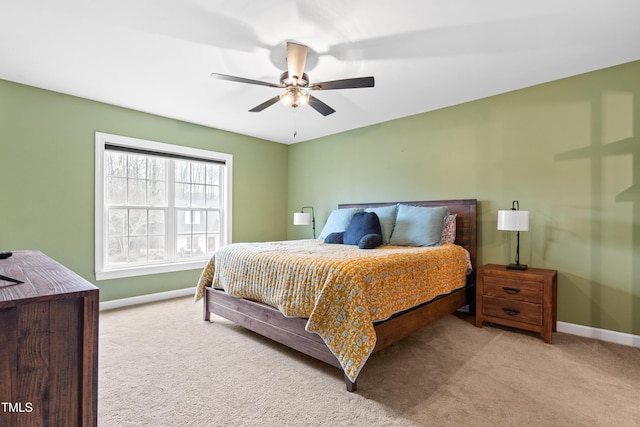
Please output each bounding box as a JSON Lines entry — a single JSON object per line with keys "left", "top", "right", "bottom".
{"left": 94, "top": 132, "right": 232, "bottom": 281}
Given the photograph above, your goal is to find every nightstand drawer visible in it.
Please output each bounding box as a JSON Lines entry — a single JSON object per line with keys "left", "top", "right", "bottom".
{"left": 482, "top": 296, "right": 543, "bottom": 326}
{"left": 482, "top": 276, "right": 543, "bottom": 303}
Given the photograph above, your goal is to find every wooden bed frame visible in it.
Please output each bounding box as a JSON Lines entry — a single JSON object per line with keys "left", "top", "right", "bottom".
{"left": 203, "top": 199, "right": 477, "bottom": 391}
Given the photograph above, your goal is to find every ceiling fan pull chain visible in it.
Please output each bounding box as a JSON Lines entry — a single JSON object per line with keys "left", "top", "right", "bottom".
{"left": 293, "top": 109, "right": 298, "bottom": 138}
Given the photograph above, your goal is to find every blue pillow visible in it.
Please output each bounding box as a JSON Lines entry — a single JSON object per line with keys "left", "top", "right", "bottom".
{"left": 343, "top": 212, "right": 382, "bottom": 246}
{"left": 359, "top": 233, "right": 383, "bottom": 249}
{"left": 365, "top": 205, "right": 398, "bottom": 245}
{"left": 324, "top": 232, "right": 344, "bottom": 244}
{"left": 318, "top": 208, "right": 364, "bottom": 240}
{"left": 389, "top": 205, "right": 450, "bottom": 247}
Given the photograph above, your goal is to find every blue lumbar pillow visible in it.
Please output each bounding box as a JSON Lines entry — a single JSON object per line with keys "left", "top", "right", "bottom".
{"left": 343, "top": 212, "right": 383, "bottom": 249}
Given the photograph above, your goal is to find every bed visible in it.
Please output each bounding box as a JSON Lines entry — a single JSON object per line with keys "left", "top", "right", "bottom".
{"left": 196, "top": 199, "right": 477, "bottom": 391}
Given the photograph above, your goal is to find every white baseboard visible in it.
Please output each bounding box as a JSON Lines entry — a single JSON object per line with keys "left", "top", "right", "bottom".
{"left": 99, "top": 292, "right": 640, "bottom": 349}
{"left": 557, "top": 321, "right": 640, "bottom": 348}
{"left": 99, "top": 287, "right": 195, "bottom": 311}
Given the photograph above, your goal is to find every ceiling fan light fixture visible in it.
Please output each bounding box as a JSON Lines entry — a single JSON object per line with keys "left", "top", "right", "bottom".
{"left": 280, "top": 87, "right": 309, "bottom": 108}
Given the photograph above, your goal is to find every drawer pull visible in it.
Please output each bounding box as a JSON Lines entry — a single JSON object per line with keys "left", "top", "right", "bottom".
{"left": 502, "top": 287, "right": 521, "bottom": 294}
{"left": 502, "top": 308, "right": 520, "bottom": 316}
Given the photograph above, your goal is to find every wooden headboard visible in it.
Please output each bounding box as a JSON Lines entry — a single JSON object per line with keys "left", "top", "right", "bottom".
{"left": 338, "top": 199, "right": 477, "bottom": 283}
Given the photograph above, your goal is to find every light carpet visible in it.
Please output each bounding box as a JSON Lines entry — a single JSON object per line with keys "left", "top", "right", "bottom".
{"left": 98, "top": 297, "right": 640, "bottom": 426}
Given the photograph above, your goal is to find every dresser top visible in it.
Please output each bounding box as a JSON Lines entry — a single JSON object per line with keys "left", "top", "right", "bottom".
{"left": 0, "top": 250, "right": 97, "bottom": 305}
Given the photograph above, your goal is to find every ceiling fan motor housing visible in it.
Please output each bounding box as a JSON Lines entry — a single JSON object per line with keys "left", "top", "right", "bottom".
{"left": 280, "top": 71, "right": 309, "bottom": 87}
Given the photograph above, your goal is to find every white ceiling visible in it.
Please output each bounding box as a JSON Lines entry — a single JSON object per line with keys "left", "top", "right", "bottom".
{"left": 2, "top": 0, "right": 639, "bottom": 144}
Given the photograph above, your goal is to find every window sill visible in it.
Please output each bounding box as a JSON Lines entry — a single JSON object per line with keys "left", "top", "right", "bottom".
{"left": 95, "top": 259, "right": 210, "bottom": 281}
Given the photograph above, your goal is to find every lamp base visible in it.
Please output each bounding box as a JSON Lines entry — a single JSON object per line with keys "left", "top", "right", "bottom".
{"left": 506, "top": 263, "right": 528, "bottom": 271}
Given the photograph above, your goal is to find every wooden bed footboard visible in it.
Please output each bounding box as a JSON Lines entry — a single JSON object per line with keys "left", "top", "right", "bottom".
{"left": 204, "top": 282, "right": 474, "bottom": 392}
{"left": 204, "top": 286, "right": 342, "bottom": 369}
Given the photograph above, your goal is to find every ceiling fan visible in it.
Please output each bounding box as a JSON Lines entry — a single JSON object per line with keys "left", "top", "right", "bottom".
{"left": 210, "top": 42, "right": 374, "bottom": 116}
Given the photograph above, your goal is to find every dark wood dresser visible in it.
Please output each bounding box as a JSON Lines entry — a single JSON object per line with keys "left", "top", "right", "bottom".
{"left": 475, "top": 264, "right": 558, "bottom": 343}
{"left": 0, "top": 250, "right": 98, "bottom": 427}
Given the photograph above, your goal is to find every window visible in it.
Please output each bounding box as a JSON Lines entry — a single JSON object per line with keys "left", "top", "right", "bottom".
{"left": 95, "top": 132, "right": 232, "bottom": 280}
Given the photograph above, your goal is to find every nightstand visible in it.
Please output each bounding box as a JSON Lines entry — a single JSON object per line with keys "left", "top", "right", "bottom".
{"left": 475, "top": 264, "right": 558, "bottom": 343}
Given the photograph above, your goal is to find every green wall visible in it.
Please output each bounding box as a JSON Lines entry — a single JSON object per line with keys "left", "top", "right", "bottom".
{"left": 288, "top": 60, "right": 640, "bottom": 336}
{"left": 2, "top": 60, "right": 639, "bottom": 336}
{"left": 0, "top": 79, "right": 288, "bottom": 302}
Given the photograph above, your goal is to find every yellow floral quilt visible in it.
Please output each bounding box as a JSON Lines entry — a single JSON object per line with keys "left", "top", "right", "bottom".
{"left": 195, "top": 239, "right": 469, "bottom": 382}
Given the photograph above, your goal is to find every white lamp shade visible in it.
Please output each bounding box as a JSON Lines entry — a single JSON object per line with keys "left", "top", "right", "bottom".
{"left": 293, "top": 212, "right": 311, "bottom": 226}
{"left": 497, "top": 210, "right": 529, "bottom": 231}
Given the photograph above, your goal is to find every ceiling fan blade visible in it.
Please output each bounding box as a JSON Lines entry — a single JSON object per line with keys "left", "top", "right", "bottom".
{"left": 310, "top": 76, "right": 374, "bottom": 90}
{"left": 286, "top": 42, "right": 308, "bottom": 82}
{"left": 249, "top": 96, "right": 281, "bottom": 112}
{"left": 210, "top": 73, "right": 279, "bottom": 88}
{"left": 308, "top": 95, "right": 335, "bottom": 116}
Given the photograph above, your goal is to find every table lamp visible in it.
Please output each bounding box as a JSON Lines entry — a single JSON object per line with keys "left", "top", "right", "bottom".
{"left": 497, "top": 200, "right": 529, "bottom": 270}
